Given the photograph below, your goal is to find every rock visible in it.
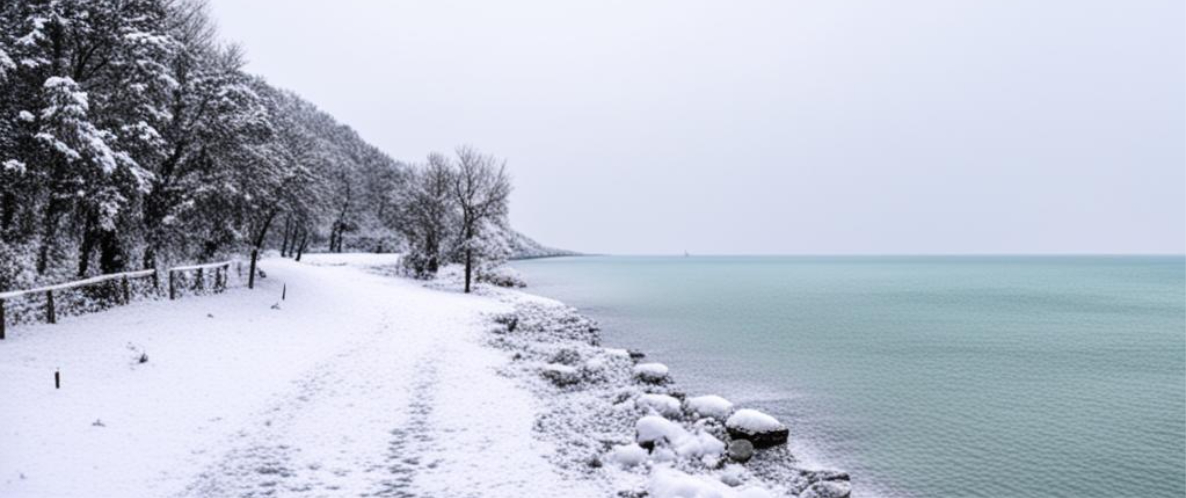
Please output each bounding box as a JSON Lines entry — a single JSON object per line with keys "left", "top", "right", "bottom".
{"left": 727, "top": 439, "right": 754, "bottom": 463}
{"left": 637, "top": 394, "right": 682, "bottom": 418}
{"left": 541, "top": 363, "right": 581, "bottom": 386}
{"left": 725, "top": 409, "right": 788, "bottom": 448}
{"left": 800, "top": 480, "right": 852, "bottom": 498}
{"left": 633, "top": 362, "right": 669, "bottom": 384}
{"left": 685, "top": 395, "right": 734, "bottom": 420}
{"left": 803, "top": 469, "right": 850, "bottom": 483}
{"left": 627, "top": 349, "right": 647, "bottom": 361}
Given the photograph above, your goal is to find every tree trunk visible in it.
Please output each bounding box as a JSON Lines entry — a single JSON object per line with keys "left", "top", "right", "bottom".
{"left": 464, "top": 248, "right": 473, "bottom": 293}
{"left": 280, "top": 217, "right": 292, "bottom": 257}
{"left": 77, "top": 220, "right": 97, "bottom": 278}
{"left": 248, "top": 248, "right": 258, "bottom": 289}
{"left": 295, "top": 231, "right": 308, "bottom": 262}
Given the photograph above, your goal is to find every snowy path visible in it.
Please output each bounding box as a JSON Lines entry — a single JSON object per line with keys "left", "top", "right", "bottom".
{"left": 0, "top": 255, "right": 604, "bottom": 498}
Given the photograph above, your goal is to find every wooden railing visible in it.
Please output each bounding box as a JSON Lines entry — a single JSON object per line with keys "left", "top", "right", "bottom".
{"left": 167, "top": 261, "right": 233, "bottom": 300}
{"left": 0, "top": 260, "right": 240, "bottom": 339}
{"left": 0, "top": 269, "right": 156, "bottom": 339}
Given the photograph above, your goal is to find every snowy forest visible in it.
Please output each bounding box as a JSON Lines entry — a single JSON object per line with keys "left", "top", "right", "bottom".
{"left": 0, "top": 0, "right": 560, "bottom": 295}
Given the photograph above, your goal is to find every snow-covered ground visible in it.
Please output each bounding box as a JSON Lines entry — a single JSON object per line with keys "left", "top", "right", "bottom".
{"left": 0, "top": 254, "right": 848, "bottom": 498}
{"left": 0, "top": 254, "right": 604, "bottom": 498}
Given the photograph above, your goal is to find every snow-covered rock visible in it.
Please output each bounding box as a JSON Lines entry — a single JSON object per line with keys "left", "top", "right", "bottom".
{"left": 608, "top": 443, "right": 649, "bottom": 468}
{"left": 636, "top": 415, "right": 684, "bottom": 445}
{"left": 725, "top": 409, "right": 789, "bottom": 448}
{"left": 637, "top": 393, "right": 682, "bottom": 418}
{"left": 648, "top": 467, "right": 775, "bottom": 498}
{"left": 633, "top": 362, "right": 669, "bottom": 383}
{"left": 685, "top": 394, "right": 734, "bottom": 420}
{"left": 540, "top": 363, "right": 581, "bottom": 386}
{"left": 634, "top": 415, "right": 726, "bottom": 460}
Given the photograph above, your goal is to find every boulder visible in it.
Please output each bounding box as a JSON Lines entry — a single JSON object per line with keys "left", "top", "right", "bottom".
{"left": 725, "top": 409, "right": 788, "bottom": 448}
{"left": 726, "top": 439, "right": 754, "bottom": 463}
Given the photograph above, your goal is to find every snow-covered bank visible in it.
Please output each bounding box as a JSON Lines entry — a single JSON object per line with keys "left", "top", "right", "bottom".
{"left": 468, "top": 278, "right": 852, "bottom": 498}
{"left": 0, "top": 254, "right": 849, "bottom": 498}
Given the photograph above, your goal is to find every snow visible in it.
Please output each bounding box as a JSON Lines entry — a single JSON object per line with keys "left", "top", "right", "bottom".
{"left": 726, "top": 409, "right": 785, "bottom": 433}
{"left": 608, "top": 443, "right": 650, "bottom": 468}
{"left": 0, "top": 255, "right": 604, "bottom": 498}
{"left": 0, "top": 252, "right": 837, "bottom": 498}
{"left": 649, "top": 466, "right": 774, "bottom": 498}
{"left": 634, "top": 362, "right": 669, "bottom": 381}
{"left": 638, "top": 393, "right": 683, "bottom": 417}
{"left": 686, "top": 394, "right": 735, "bottom": 420}
{"left": 635, "top": 415, "right": 726, "bottom": 461}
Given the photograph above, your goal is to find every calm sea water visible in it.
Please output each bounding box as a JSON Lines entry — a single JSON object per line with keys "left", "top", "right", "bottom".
{"left": 511, "top": 256, "right": 1186, "bottom": 498}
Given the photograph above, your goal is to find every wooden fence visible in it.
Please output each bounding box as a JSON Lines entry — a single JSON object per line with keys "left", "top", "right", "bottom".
{"left": 0, "top": 260, "right": 239, "bottom": 340}
{"left": 167, "top": 261, "right": 233, "bottom": 300}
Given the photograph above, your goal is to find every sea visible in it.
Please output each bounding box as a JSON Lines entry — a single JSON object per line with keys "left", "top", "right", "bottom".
{"left": 511, "top": 255, "right": 1186, "bottom": 498}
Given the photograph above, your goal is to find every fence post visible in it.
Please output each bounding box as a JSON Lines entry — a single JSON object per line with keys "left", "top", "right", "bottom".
{"left": 0, "top": 298, "right": 6, "bottom": 340}
{"left": 46, "top": 290, "right": 56, "bottom": 324}
{"left": 195, "top": 267, "right": 204, "bottom": 293}
{"left": 169, "top": 270, "right": 176, "bottom": 300}
{"left": 121, "top": 275, "right": 130, "bottom": 305}
{"left": 152, "top": 269, "right": 159, "bottom": 292}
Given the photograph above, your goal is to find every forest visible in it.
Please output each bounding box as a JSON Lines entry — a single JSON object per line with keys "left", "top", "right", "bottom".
{"left": 0, "top": 0, "right": 548, "bottom": 295}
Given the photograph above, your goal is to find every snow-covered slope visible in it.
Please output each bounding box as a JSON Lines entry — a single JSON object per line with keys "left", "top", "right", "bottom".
{"left": 507, "top": 230, "right": 579, "bottom": 260}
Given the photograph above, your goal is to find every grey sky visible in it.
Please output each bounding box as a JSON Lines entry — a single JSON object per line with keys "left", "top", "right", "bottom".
{"left": 209, "top": 0, "right": 1184, "bottom": 255}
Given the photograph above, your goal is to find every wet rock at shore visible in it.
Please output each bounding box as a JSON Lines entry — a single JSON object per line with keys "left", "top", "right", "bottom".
{"left": 725, "top": 409, "right": 789, "bottom": 448}
{"left": 633, "top": 362, "right": 669, "bottom": 384}
{"left": 799, "top": 480, "right": 852, "bottom": 498}
{"left": 727, "top": 439, "right": 754, "bottom": 463}
{"left": 803, "top": 469, "right": 850, "bottom": 483}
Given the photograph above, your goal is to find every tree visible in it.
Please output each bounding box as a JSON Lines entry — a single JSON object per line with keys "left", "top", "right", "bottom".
{"left": 449, "top": 146, "right": 511, "bottom": 293}
{"left": 395, "top": 154, "right": 456, "bottom": 278}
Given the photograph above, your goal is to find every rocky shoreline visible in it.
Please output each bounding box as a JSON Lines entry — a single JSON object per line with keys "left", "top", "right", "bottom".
{"left": 482, "top": 291, "right": 853, "bottom": 498}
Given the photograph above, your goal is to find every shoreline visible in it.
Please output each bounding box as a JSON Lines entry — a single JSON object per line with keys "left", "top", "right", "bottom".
{"left": 440, "top": 264, "right": 853, "bottom": 498}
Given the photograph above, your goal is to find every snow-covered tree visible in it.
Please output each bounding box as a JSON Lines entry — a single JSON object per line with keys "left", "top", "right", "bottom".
{"left": 449, "top": 146, "right": 512, "bottom": 293}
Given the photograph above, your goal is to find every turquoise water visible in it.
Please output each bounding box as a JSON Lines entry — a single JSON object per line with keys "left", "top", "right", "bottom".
{"left": 511, "top": 256, "right": 1186, "bottom": 498}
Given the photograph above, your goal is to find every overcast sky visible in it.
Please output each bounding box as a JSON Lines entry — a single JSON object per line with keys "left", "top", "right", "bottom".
{"left": 209, "top": 0, "right": 1184, "bottom": 255}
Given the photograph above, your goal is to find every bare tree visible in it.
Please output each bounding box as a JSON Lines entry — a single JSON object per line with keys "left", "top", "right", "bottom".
{"left": 450, "top": 146, "right": 511, "bottom": 293}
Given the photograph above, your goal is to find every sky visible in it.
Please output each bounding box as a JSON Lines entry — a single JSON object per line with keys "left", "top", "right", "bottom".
{"left": 209, "top": 0, "right": 1185, "bottom": 255}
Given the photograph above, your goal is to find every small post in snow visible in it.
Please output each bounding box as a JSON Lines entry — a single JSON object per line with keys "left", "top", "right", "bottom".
{"left": 121, "top": 275, "right": 130, "bottom": 305}
{"left": 282, "top": 284, "right": 286, "bottom": 301}
{"left": 169, "top": 270, "right": 176, "bottom": 300}
{"left": 0, "top": 298, "right": 6, "bottom": 340}
{"left": 46, "top": 290, "right": 56, "bottom": 324}
{"left": 54, "top": 369, "right": 60, "bottom": 389}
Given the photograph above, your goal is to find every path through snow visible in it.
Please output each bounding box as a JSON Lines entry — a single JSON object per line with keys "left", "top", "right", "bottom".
{"left": 0, "top": 255, "right": 605, "bottom": 498}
